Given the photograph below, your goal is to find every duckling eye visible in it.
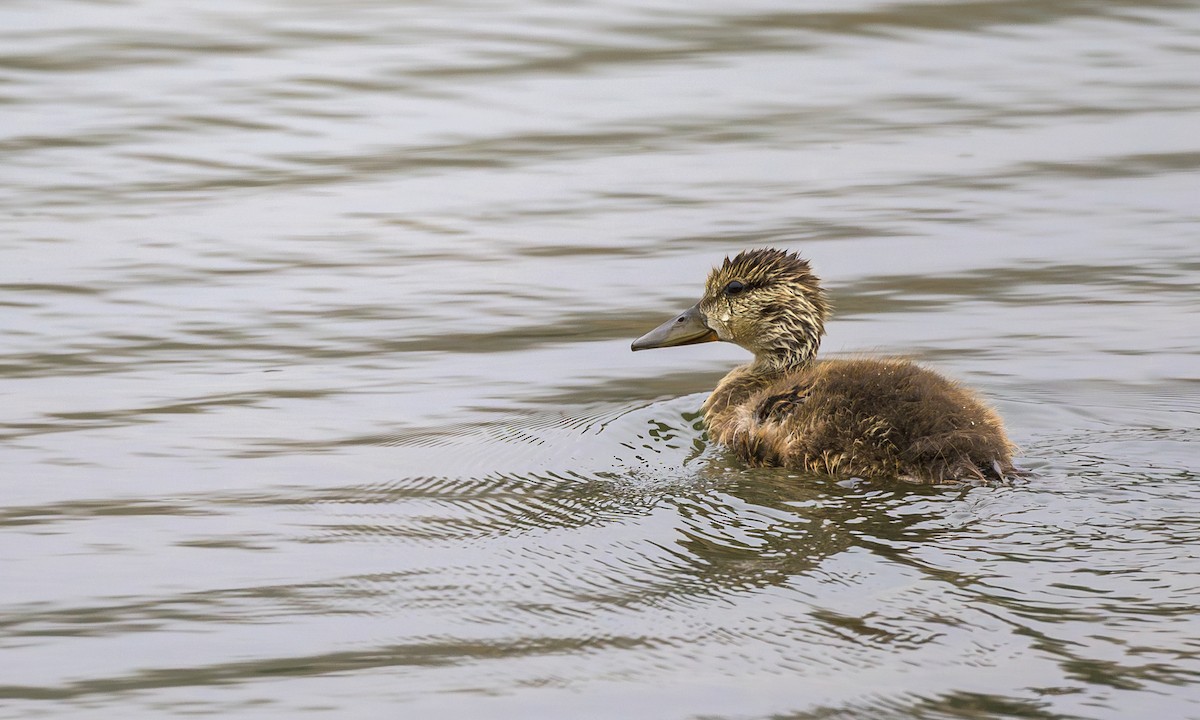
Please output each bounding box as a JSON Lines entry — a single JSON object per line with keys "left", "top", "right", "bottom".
{"left": 724, "top": 280, "right": 746, "bottom": 297}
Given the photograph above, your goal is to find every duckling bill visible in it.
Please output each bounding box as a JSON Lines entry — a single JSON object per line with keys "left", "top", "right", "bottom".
{"left": 632, "top": 248, "right": 1014, "bottom": 483}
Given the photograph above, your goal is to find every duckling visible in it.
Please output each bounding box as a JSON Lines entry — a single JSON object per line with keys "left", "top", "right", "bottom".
{"left": 632, "top": 248, "right": 1014, "bottom": 483}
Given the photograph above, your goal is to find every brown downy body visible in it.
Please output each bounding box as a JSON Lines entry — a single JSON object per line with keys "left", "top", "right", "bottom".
{"left": 632, "top": 248, "right": 1014, "bottom": 483}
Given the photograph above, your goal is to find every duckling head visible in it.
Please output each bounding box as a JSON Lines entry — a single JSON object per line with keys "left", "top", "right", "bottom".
{"left": 632, "top": 248, "right": 829, "bottom": 372}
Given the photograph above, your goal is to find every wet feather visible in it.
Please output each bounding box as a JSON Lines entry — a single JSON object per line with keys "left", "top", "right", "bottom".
{"left": 633, "top": 248, "right": 1015, "bottom": 483}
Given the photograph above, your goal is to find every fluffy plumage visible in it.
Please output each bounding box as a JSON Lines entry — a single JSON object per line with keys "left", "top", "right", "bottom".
{"left": 632, "top": 248, "right": 1014, "bottom": 483}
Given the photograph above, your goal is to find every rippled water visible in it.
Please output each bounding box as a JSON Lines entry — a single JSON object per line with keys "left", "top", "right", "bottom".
{"left": 3, "top": 0, "right": 1199, "bottom": 717}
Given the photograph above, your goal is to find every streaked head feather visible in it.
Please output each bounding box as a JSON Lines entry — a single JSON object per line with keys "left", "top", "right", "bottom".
{"left": 699, "top": 248, "right": 829, "bottom": 371}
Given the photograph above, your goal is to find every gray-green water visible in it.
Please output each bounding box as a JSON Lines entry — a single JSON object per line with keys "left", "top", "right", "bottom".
{"left": 3, "top": 1, "right": 1199, "bottom": 718}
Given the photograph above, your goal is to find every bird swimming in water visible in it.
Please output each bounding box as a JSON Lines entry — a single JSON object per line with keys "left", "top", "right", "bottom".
{"left": 632, "top": 248, "right": 1014, "bottom": 483}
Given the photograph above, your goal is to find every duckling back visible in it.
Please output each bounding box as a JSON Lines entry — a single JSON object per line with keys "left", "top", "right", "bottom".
{"left": 703, "top": 358, "right": 1013, "bottom": 483}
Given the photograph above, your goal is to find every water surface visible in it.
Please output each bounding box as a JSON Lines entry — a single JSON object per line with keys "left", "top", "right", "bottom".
{"left": 2, "top": 0, "right": 1199, "bottom": 718}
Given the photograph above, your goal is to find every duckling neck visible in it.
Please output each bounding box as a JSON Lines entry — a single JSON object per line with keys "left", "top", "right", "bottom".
{"left": 749, "top": 340, "right": 819, "bottom": 375}
{"left": 750, "top": 353, "right": 811, "bottom": 375}
{"left": 746, "top": 318, "right": 823, "bottom": 375}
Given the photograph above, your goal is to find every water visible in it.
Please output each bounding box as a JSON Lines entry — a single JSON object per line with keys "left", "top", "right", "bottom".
{"left": 2, "top": 0, "right": 1199, "bottom": 717}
